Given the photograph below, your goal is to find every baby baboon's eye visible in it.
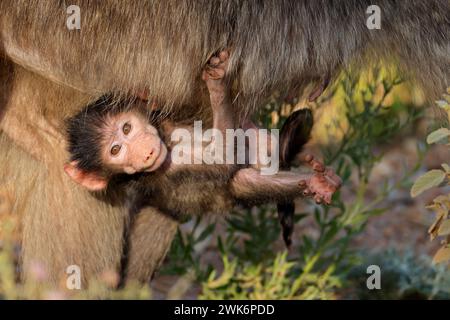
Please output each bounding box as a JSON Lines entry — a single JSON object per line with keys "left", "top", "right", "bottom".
{"left": 110, "top": 144, "right": 121, "bottom": 156}
{"left": 123, "top": 122, "right": 132, "bottom": 135}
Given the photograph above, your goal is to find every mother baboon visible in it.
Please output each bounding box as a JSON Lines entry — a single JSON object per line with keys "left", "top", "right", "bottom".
{"left": 0, "top": 1, "right": 448, "bottom": 288}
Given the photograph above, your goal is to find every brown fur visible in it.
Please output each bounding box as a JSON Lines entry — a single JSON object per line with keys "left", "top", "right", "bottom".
{"left": 0, "top": 1, "right": 448, "bottom": 116}
{"left": 124, "top": 207, "right": 178, "bottom": 283}
{"left": 0, "top": 1, "right": 449, "bottom": 288}
{"left": 0, "top": 65, "right": 179, "bottom": 287}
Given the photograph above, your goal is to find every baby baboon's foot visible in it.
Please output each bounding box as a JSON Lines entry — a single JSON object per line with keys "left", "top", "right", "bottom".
{"left": 298, "top": 154, "right": 342, "bottom": 205}
{"left": 308, "top": 170, "right": 341, "bottom": 205}
{"left": 202, "top": 50, "right": 229, "bottom": 90}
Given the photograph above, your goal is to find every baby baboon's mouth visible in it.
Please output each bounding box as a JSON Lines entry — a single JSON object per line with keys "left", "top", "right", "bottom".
{"left": 143, "top": 141, "right": 167, "bottom": 172}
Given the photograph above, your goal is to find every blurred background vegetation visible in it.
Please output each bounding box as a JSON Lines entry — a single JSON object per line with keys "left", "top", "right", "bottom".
{"left": 0, "top": 68, "right": 448, "bottom": 299}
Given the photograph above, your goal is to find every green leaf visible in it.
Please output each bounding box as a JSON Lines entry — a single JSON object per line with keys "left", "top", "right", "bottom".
{"left": 411, "top": 170, "right": 446, "bottom": 197}
{"left": 426, "top": 128, "right": 450, "bottom": 144}
{"left": 197, "top": 223, "right": 215, "bottom": 243}
{"left": 442, "top": 163, "right": 450, "bottom": 173}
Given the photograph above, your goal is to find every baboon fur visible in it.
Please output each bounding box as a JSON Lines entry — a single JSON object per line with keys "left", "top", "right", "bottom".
{"left": 0, "top": 64, "right": 178, "bottom": 287}
{"left": 0, "top": 1, "right": 448, "bottom": 288}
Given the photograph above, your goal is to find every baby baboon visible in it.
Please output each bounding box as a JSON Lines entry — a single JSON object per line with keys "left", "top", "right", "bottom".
{"left": 65, "top": 52, "right": 341, "bottom": 215}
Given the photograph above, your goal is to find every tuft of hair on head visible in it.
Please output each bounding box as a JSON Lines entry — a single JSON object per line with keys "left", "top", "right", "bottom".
{"left": 65, "top": 94, "right": 125, "bottom": 175}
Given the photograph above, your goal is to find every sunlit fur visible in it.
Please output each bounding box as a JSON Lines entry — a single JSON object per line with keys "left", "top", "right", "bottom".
{"left": 0, "top": 1, "right": 448, "bottom": 120}
{"left": 0, "top": 1, "right": 448, "bottom": 288}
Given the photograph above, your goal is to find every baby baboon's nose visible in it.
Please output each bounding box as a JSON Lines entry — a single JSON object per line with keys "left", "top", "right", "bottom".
{"left": 145, "top": 149, "right": 154, "bottom": 161}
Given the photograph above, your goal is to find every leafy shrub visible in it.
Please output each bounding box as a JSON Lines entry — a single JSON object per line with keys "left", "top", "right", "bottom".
{"left": 347, "top": 249, "right": 450, "bottom": 299}
{"left": 411, "top": 88, "right": 450, "bottom": 264}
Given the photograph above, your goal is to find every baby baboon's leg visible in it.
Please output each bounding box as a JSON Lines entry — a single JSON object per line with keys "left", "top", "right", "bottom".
{"left": 202, "top": 50, "right": 234, "bottom": 132}
{"left": 231, "top": 168, "right": 310, "bottom": 202}
{"left": 231, "top": 167, "right": 341, "bottom": 205}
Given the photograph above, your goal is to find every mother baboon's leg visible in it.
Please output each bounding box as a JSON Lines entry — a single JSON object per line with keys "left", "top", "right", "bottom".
{"left": 0, "top": 132, "right": 127, "bottom": 288}
{"left": 0, "top": 66, "right": 128, "bottom": 288}
{"left": 124, "top": 207, "right": 178, "bottom": 283}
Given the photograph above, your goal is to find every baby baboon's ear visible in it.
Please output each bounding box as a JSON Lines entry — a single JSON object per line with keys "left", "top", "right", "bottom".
{"left": 63, "top": 161, "right": 108, "bottom": 191}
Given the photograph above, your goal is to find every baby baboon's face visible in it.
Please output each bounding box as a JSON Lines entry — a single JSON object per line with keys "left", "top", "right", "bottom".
{"left": 101, "top": 111, "right": 167, "bottom": 174}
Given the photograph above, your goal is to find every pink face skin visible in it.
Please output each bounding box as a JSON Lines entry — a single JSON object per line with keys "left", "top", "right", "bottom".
{"left": 101, "top": 111, "right": 168, "bottom": 174}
